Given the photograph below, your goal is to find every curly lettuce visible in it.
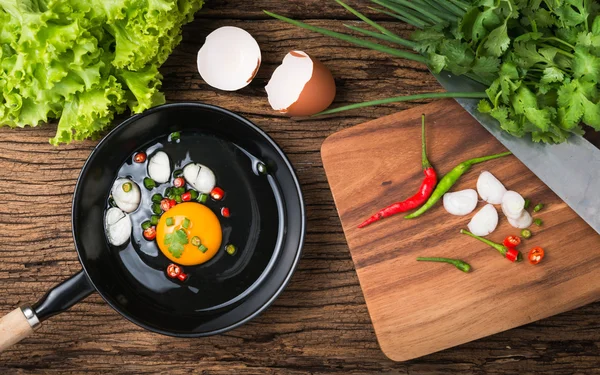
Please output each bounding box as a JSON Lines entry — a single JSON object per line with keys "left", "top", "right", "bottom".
{"left": 0, "top": 0, "right": 204, "bottom": 145}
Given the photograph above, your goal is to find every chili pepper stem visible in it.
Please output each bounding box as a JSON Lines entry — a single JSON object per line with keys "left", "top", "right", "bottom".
{"left": 421, "top": 114, "right": 431, "bottom": 170}
{"left": 464, "top": 151, "right": 513, "bottom": 167}
{"left": 417, "top": 257, "right": 471, "bottom": 273}
{"left": 460, "top": 229, "right": 506, "bottom": 255}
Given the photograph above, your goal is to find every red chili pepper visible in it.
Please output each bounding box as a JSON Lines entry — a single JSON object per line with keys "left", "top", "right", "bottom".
{"left": 169, "top": 199, "right": 177, "bottom": 208}
{"left": 174, "top": 177, "right": 185, "bottom": 188}
{"left": 503, "top": 235, "right": 521, "bottom": 248}
{"left": 143, "top": 226, "right": 156, "bottom": 241}
{"left": 528, "top": 247, "right": 544, "bottom": 265}
{"left": 160, "top": 198, "right": 172, "bottom": 212}
{"left": 166, "top": 264, "right": 181, "bottom": 278}
{"left": 358, "top": 115, "right": 437, "bottom": 228}
{"left": 221, "top": 207, "right": 230, "bottom": 218}
{"left": 505, "top": 248, "right": 520, "bottom": 262}
{"left": 210, "top": 187, "right": 225, "bottom": 201}
{"left": 181, "top": 191, "right": 192, "bottom": 202}
{"left": 177, "top": 272, "right": 188, "bottom": 282}
{"left": 133, "top": 152, "right": 147, "bottom": 163}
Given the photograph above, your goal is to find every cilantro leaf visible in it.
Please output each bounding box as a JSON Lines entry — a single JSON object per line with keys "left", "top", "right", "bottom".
{"left": 164, "top": 229, "right": 189, "bottom": 258}
{"left": 484, "top": 22, "right": 511, "bottom": 57}
{"left": 572, "top": 46, "right": 600, "bottom": 82}
{"left": 411, "top": 28, "right": 445, "bottom": 54}
{"left": 555, "top": 0, "right": 590, "bottom": 27}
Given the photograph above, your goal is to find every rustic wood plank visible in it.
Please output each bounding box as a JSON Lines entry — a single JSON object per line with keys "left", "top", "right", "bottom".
{"left": 321, "top": 99, "right": 600, "bottom": 362}
{"left": 0, "top": 3, "right": 599, "bottom": 374}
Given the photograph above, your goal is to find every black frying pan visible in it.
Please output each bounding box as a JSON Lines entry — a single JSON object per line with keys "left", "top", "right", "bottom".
{"left": 0, "top": 103, "right": 305, "bottom": 351}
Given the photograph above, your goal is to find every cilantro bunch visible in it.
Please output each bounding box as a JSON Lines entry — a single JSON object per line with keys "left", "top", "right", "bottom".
{"left": 267, "top": 0, "right": 600, "bottom": 144}
{"left": 0, "top": 0, "right": 204, "bottom": 145}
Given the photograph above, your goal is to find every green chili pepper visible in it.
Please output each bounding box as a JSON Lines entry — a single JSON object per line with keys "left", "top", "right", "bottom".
{"left": 151, "top": 194, "right": 163, "bottom": 203}
{"left": 198, "top": 193, "right": 208, "bottom": 203}
{"left": 189, "top": 190, "right": 199, "bottom": 200}
{"left": 191, "top": 236, "right": 201, "bottom": 247}
{"left": 534, "top": 218, "right": 543, "bottom": 226}
{"left": 521, "top": 228, "right": 532, "bottom": 239}
{"left": 144, "top": 177, "right": 156, "bottom": 190}
{"left": 141, "top": 221, "right": 152, "bottom": 230}
{"left": 460, "top": 229, "right": 523, "bottom": 262}
{"left": 150, "top": 215, "right": 160, "bottom": 226}
{"left": 417, "top": 257, "right": 471, "bottom": 273}
{"left": 524, "top": 198, "right": 531, "bottom": 209}
{"left": 151, "top": 203, "right": 162, "bottom": 215}
{"left": 170, "top": 131, "right": 181, "bottom": 141}
{"left": 173, "top": 169, "right": 183, "bottom": 178}
{"left": 533, "top": 203, "right": 544, "bottom": 212}
{"left": 405, "top": 151, "right": 512, "bottom": 219}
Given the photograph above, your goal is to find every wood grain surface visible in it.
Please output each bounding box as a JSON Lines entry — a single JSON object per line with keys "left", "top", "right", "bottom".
{"left": 0, "top": 1, "right": 599, "bottom": 374}
{"left": 321, "top": 99, "right": 600, "bottom": 362}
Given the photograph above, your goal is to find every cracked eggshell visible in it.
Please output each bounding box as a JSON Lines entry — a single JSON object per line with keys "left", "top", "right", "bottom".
{"left": 265, "top": 50, "right": 336, "bottom": 116}
{"left": 148, "top": 151, "right": 171, "bottom": 184}
{"left": 111, "top": 178, "right": 141, "bottom": 213}
{"left": 197, "top": 26, "right": 261, "bottom": 91}
{"left": 183, "top": 163, "right": 216, "bottom": 194}
{"left": 104, "top": 207, "right": 132, "bottom": 246}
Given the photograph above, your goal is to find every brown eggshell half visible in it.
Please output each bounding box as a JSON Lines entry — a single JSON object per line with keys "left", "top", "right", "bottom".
{"left": 284, "top": 52, "right": 336, "bottom": 116}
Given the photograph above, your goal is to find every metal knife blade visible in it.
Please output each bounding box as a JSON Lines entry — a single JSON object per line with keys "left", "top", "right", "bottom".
{"left": 433, "top": 71, "right": 600, "bottom": 234}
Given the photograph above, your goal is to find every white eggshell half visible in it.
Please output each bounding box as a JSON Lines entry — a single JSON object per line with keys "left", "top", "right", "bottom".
{"left": 197, "top": 26, "right": 261, "bottom": 91}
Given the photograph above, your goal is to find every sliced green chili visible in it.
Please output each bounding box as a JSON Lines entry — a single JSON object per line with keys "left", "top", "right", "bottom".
{"left": 417, "top": 257, "right": 471, "bottom": 273}
{"left": 183, "top": 218, "right": 191, "bottom": 229}
{"left": 174, "top": 187, "right": 185, "bottom": 195}
{"left": 198, "top": 244, "right": 208, "bottom": 253}
{"left": 175, "top": 195, "right": 183, "bottom": 203}
{"left": 225, "top": 244, "right": 237, "bottom": 255}
{"left": 151, "top": 193, "right": 163, "bottom": 203}
{"left": 173, "top": 169, "right": 183, "bottom": 177}
{"left": 189, "top": 190, "right": 199, "bottom": 200}
{"left": 521, "top": 228, "right": 532, "bottom": 239}
{"left": 524, "top": 198, "right": 531, "bottom": 209}
{"left": 170, "top": 132, "right": 181, "bottom": 141}
{"left": 534, "top": 218, "right": 543, "bottom": 226}
{"left": 198, "top": 193, "right": 208, "bottom": 203}
{"left": 122, "top": 182, "right": 132, "bottom": 192}
{"left": 405, "top": 151, "right": 512, "bottom": 219}
{"left": 144, "top": 177, "right": 156, "bottom": 190}
{"left": 141, "top": 221, "right": 152, "bottom": 230}
{"left": 191, "top": 236, "right": 201, "bottom": 247}
{"left": 166, "top": 217, "right": 174, "bottom": 226}
{"left": 150, "top": 215, "right": 159, "bottom": 226}
{"left": 151, "top": 203, "right": 162, "bottom": 215}
{"left": 533, "top": 203, "right": 544, "bottom": 212}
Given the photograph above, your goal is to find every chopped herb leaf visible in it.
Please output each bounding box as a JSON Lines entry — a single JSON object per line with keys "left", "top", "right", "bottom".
{"left": 164, "top": 229, "right": 188, "bottom": 258}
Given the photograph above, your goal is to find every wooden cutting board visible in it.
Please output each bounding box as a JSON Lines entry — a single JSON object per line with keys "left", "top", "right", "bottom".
{"left": 321, "top": 99, "right": 600, "bottom": 362}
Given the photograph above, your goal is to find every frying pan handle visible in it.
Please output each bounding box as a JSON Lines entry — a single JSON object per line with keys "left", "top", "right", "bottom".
{"left": 0, "top": 270, "right": 94, "bottom": 352}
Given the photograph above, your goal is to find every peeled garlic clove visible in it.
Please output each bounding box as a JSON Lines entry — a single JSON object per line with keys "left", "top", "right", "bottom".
{"left": 111, "top": 178, "right": 141, "bottom": 213}
{"left": 148, "top": 151, "right": 171, "bottom": 184}
{"left": 104, "top": 207, "right": 132, "bottom": 246}
{"left": 265, "top": 50, "right": 336, "bottom": 116}
{"left": 183, "top": 163, "right": 216, "bottom": 194}
{"left": 477, "top": 171, "right": 507, "bottom": 204}
{"left": 197, "top": 26, "right": 261, "bottom": 91}
{"left": 443, "top": 189, "right": 478, "bottom": 216}
{"left": 501, "top": 190, "right": 525, "bottom": 219}
{"left": 467, "top": 204, "right": 499, "bottom": 236}
{"left": 508, "top": 210, "right": 533, "bottom": 229}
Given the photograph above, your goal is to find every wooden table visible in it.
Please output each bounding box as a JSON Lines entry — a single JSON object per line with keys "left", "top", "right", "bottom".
{"left": 1, "top": 1, "right": 598, "bottom": 374}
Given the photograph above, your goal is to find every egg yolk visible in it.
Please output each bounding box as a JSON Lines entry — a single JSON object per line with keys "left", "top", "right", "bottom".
{"left": 156, "top": 202, "right": 222, "bottom": 266}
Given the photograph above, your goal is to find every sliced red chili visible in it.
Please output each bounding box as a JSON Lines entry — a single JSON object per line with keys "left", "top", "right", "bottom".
{"left": 528, "top": 247, "right": 544, "bottom": 265}
{"left": 505, "top": 248, "right": 519, "bottom": 263}
{"left": 169, "top": 199, "right": 177, "bottom": 208}
{"left": 166, "top": 264, "right": 181, "bottom": 278}
{"left": 133, "top": 152, "right": 147, "bottom": 163}
{"left": 143, "top": 226, "right": 156, "bottom": 241}
{"left": 177, "top": 272, "right": 188, "bottom": 282}
{"left": 210, "top": 187, "right": 225, "bottom": 201}
{"left": 160, "top": 198, "right": 171, "bottom": 212}
{"left": 181, "top": 192, "right": 192, "bottom": 202}
{"left": 503, "top": 235, "right": 521, "bottom": 248}
{"left": 221, "top": 207, "right": 230, "bottom": 218}
{"left": 174, "top": 177, "right": 186, "bottom": 188}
